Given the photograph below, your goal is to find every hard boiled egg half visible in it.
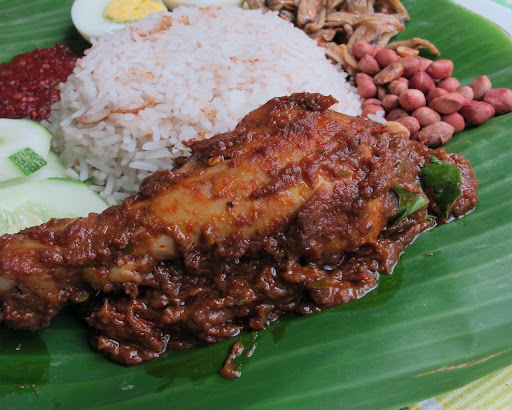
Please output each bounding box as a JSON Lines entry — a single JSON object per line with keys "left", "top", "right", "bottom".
{"left": 72, "top": 0, "right": 168, "bottom": 42}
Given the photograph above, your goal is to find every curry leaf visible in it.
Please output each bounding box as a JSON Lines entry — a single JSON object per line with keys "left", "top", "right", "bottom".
{"left": 393, "top": 184, "right": 429, "bottom": 225}
{"left": 420, "top": 156, "right": 462, "bottom": 216}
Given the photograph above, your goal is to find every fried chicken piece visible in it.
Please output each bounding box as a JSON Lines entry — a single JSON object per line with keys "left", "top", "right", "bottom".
{"left": 0, "top": 93, "right": 477, "bottom": 365}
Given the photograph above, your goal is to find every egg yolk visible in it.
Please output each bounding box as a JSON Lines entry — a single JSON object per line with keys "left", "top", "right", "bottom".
{"left": 103, "top": 0, "right": 167, "bottom": 23}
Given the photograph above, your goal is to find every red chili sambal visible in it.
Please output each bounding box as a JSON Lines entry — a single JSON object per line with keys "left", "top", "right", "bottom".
{"left": 0, "top": 44, "right": 80, "bottom": 121}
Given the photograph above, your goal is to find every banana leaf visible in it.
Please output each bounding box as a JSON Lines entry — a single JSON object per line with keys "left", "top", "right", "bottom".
{"left": 1, "top": 0, "right": 511, "bottom": 408}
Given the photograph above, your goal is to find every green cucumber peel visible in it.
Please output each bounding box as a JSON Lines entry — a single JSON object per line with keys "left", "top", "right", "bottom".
{"left": 9, "top": 147, "right": 47, "bottom": 175}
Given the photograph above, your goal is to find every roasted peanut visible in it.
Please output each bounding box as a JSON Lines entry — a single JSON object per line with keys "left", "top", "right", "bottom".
{"left": 417, "top": 121, "right": 455, "bottom": 147}
{"left": 470, "top": 75, "right": 492, "bottom": 101}
{"left": 375, "top": 48, "right": 399, "bottom": 68}
{"left": 359, "top": 54, "right": 380, "bottom": 75}
{"left": 377, "top": 85, "right": 388, "bottom": 100}
{"left": 426, "top": 59, "right": 454, "bottom": 79}
{"left": 357, "top": 81, "right": 377, "bottom": 99}
{"left": 362, "top": 98, "right": 382, "bottom": 107}
{"left": 362, "top": 104, "right": 386, "bottom": 119}
{"left": 373, "top": 62, "right": 404, "bottom": 85}
{"left": 395, "top": 116, "right": 421, "bottom": 135}
{"left": 442, "top": 112, "right": 466, "bottom": 133}
{"left": 483, "top": 88, "right": 512, "bottom": 114}
{"left": 412, "top": 106, "right": 441, "bottom": 127}
{"left": 438, "top": 77, "right": 460, "bottom": 93}
{"left": 457, "top": 86, "right": 474, "bottom": 101}
{"left": 429, "top": 92, "right": 467, "bottom": 114}
{"left": 351, "top": 46, "right": 512, "bottom": 143}
{"left": 418, "top": 57, "right": 433, "bottom": 72}
{"left": 355, "top": 72, "right": 373, "bottom": 85}
{"left": 460, "top": 100, "right": 495, "bottom": 125}
{"left": 426, "top": 87, "right": 448, "bottom": 104}
{"left": 386, "top": 108, "right": 409, "bottom": 121}
{"left": 399, "top": 56, "right": 420, "bottom": 78}
{"left": 409, "top": 71, "right": 436, "bottom": 94}
{"left": 389, "top": 77, "right": 409, "bottom": 95}
{"left": 399, "top": 89, "right": 426, "bottom": 112}
{"left": 382, "top": 94, "right": 400, "bottom": 111}
{"left": 352, "top": 41, "right": 376, "bottom": 59}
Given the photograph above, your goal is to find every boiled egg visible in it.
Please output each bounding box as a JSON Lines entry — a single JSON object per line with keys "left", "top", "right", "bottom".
{"left": 72, "top": 0, "right": 168, "bottom": 42}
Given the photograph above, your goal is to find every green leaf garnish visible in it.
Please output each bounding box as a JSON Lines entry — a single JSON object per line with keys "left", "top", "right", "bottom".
{"left": 420, "top": 156, "right": 462, "bottom": 217}
{"left": 315, "top": 148, "right": 326, "bottom": 154}
{"left": 9, "top": 147, "right": 47, "bottom": 175}
{"left": 392, "top": 184, "right": 429, "bottom": 225}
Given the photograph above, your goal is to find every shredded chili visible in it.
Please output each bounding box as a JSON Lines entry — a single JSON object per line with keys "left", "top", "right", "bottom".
{"left": 0, "top": 44, "right": 79, "bottom": 121}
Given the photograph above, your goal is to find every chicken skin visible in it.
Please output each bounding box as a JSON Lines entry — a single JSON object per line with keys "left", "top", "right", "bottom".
{"left": 0, "top": 93, "right": 478, "bottom": 364}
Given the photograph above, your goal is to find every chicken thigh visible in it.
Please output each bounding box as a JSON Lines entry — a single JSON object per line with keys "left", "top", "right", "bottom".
{"left": 0, "top": 93, "right": 477, "bottom": 364}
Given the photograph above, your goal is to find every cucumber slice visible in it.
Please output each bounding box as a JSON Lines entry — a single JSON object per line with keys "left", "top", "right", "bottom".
{"left": 0, "top": 151, "right": 68, "bottom": 189}
{"left": 0, "top": 118, "right": 52, "bottom": 181}
{"left": 0, "top": 178, "right": 108, "bottom": 235}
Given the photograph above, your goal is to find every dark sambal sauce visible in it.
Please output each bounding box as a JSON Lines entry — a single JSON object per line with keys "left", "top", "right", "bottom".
{"left": 0, "top": 44, "right": 79, "bottom": 121}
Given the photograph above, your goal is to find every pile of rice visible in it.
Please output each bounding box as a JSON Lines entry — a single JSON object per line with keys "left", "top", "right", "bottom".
{"left": 49, "top": 7, "right": 361, "bottom": 205}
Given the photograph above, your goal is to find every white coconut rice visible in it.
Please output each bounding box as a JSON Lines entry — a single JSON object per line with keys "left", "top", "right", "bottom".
{"left": 48, "top": 7, "right": 362, "bottom": 205}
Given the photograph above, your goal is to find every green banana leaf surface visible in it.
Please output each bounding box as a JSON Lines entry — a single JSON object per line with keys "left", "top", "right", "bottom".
{"left": 1, "top": 0, "right": 511, "bottom": 408}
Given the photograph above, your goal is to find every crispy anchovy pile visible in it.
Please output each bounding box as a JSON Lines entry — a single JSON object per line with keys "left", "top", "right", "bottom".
{"left": 243, "top": 0, "right": 439, "bottom": 75}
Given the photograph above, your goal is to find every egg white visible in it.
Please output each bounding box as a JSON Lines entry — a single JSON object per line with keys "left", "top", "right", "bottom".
{"left": 72, "top": 0, "right": 167, "bottom": 43}
{"left": 72, "top": 0, "right": 126, "bottom": 42}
